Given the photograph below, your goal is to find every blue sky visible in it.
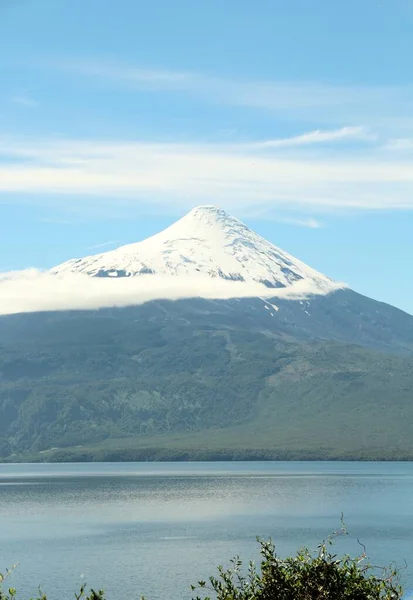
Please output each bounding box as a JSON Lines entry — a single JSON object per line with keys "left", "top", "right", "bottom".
{"left": 1, "top": 0, "right": 413, "bottom": 312}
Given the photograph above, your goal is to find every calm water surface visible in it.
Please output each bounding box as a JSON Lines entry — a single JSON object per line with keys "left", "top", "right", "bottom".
{"left": 0, "top": 461, "right": 413, "bottom": 599}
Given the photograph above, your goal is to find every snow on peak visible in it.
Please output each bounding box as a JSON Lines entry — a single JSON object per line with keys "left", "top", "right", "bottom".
{"left": 52, "top": 205, "right": 331, "bottom": 290}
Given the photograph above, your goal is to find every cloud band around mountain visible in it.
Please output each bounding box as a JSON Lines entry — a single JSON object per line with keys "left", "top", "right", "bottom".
{"left": 0, "top": 270, "right": 345, "bottom": 316}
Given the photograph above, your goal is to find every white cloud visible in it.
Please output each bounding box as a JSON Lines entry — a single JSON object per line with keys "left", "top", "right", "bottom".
{"left": 10, "top": 94, "right": 38, "bottom": 108}
{"left": 384, "top": 138, "right": 413, "bottom": 151}
{"left": 53, "top": 60, "right": 191, "bottom": 88}
{"left": 0, "top": 132, "right": 413, "bottom": 214}
{"left": 0, "top": 270, "right": 345, "bottom": 316}
{"left": 87, "top": 240, "right": 119, "bottom": 250}
{"left": 273, "top": 216, "right": 323, "bottom": 229}
{"left": 247, "top": 127, "right": 371, "bottom": 149}
{"left": 46, "top": 59, "right": 413, "bottom": 123}
{"left": 37, "top": 217, "right": 71, "bottom": 225}
{"left": 34, "top": 59, "right": 413, "bottom": 141}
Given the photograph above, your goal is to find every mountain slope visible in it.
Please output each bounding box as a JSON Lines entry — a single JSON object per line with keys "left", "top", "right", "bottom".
{"left": 1, "top": 304, "right": 413, "bottom": 461}
{"left": 52, "top": 205, "right": 331, "bottom": 290}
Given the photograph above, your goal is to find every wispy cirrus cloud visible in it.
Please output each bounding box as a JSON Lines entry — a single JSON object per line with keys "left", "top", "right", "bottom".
{"left": 37, "top": 216, "right": 71, "bottom": 225}
{"left": 40, "top": 59, "right": 413, "bottom": 134}
{"left": 3, "top": 61, "right": 411, "bottom": 221}
{"left": 384, "top": 138, "right": 413, "bottom": 151}
{"left": 10, "top": 94, "right": 38, "bottom": 108}
{"left": 0, "top": 128, "right": 412, "bottom": 216}
{"left": 57, "top": 60, "right": 190, "bottom": 87}
{"left": 249, "top": 126, "right": 372, "bottom": 149}
{"left": 87, "top": 240, "right": 120, "bottom": 250}
{"left": 273, "top": 216, "right": 323, "bottom": 229}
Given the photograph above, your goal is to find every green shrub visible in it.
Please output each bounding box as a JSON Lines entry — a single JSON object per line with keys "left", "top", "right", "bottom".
{"left": 0, "top": 525, "right": 404, "bottom": 600}
{"left": 191, "top": 526, "right": 403, "bottom": 600}
{"left": 0, "top": 573, "right": 104, "bottom": 600}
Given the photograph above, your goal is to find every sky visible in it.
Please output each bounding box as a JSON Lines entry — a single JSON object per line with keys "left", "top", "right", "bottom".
{"left": 1, "top": 0, "right": 413, "bottom": 313}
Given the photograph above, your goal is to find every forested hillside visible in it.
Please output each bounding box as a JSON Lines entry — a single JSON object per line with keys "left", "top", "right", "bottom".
{"left": 1, "top": 299, "right": 413, "bottom": 461}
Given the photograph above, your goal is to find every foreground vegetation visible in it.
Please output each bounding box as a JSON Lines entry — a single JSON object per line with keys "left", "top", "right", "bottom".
{"left": 0, "top": 527, "right": 404, "bottom": 599}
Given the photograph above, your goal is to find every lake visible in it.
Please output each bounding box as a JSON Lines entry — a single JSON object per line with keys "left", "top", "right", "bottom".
{"left": 0, "top": 461, "right": 413, "bottom": 599}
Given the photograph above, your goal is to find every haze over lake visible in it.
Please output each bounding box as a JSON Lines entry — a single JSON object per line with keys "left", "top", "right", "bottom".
{"left": 1, "top": 462, "right": 412, "bottom": 600}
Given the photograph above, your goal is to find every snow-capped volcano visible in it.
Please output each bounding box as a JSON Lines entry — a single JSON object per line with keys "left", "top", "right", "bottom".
{"left": 52, "top": 206, "right": 330, "bottom": 290}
